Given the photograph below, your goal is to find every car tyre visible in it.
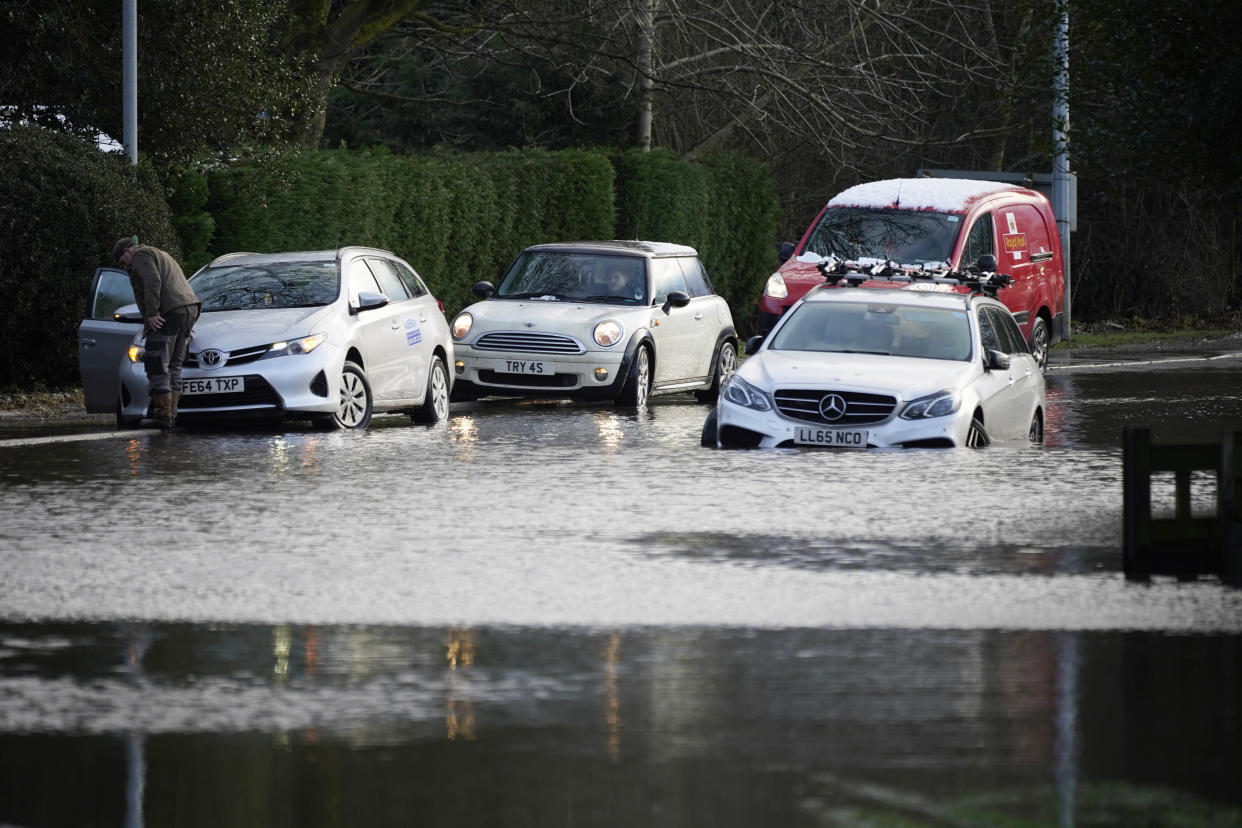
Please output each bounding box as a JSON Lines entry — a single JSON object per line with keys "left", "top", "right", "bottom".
{"left": 700, "top": 408, "right": 719, "bottom": 447}
{"left": 333, "top": 360, "right": 373, "bottom": 429}
{"left": 412, "top": 356, "right": 450, "bottom": 425}
{"left": 616, "top": 345, "right": 651, "bottom": 407}
{"left": 1028, "top": 410, "right": 1044, "bottom": 444}
{"left": 965, "top": 416, "right": 990, "bottom": 448}
{"left": 1028, "top": 316, "right": 1050, "bottom": 371}
{"left": 115, "top": 395, "right": 139, "bottom": 428}
{"left": 695, "top": 340, "right": 737, "bottom": 403}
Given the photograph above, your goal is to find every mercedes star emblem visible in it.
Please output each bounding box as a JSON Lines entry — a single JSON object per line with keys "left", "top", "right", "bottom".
{"left": 818, "top": 393, "right": 847, "bottom": 421}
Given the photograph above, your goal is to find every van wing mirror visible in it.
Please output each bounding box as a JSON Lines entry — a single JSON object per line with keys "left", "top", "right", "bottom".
{"left": 976, "top": 254, "right": 998, "bottom": 273}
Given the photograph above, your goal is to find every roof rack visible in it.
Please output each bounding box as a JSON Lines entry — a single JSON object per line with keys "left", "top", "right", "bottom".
{"left": 814, "top": 255, "right": 1012, "bottom": 299}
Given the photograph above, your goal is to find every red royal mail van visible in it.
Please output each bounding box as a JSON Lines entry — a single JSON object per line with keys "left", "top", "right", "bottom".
{"left": 757, "top": 177, "right": 1066, "bottom": 367}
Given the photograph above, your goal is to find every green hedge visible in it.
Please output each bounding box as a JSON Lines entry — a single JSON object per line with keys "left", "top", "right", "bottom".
{"left": 0, "top": 126, "right": 178, "bottom": 389}
{"left": 202, "top": 148, "right": 616, "bottom": 316}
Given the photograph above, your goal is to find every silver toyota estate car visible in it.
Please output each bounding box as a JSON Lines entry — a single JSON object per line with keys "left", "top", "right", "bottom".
{"left": 77, "top": 247, "right": 454, "bottom": 429}
{"left": 703, "top": 283, "right": 1044, "bottom": 449}
{"left": 449, "top": 241, "right": 737, "bottom": 406}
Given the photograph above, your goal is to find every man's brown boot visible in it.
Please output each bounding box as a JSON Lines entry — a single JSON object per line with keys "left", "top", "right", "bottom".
{"left": 170, "top": 390, "right": 181, "bottom": 426}
{"left": 142, "top": 392, "right": 174, "bottom": 429}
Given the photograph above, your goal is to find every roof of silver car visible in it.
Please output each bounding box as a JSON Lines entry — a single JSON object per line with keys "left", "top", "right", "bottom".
{"left": 206, "top": 247, "right": 395, "bottom": 267}
{"left": 523, "top": 240, "right": 698, "bottom": 258}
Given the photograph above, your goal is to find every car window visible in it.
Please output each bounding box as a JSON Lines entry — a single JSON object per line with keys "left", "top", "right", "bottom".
{"left": 804, "top": 207, "right": 958, "bottom": 266}
{"left": 365, "top": 257, "right": 410, "bottom": 302}
{"left": 92, "top": 269, "right": 136, "bottom": 319}
{"left": 985, "top": 305, "right": 1029, "bottom": 354}
{"left": 650, "top": 257, "right": 689, "bottom": 305}
{"left": 770, "top": 302, "right": 970, "bottom": 360}
{"left": 391, "top": 259, "right": 429, "bottom": 297}
{"left": 976, "top": 305, "right": 1002, "bottom": 354}
{"left": 961, "top": 212, "right": 994, "bottom": 268}
{"left": 190, "top": 261, "right": 339, "bottom": 311}
{"left": 347, "top": 258, "right": 384, "bottom": 306}
{"left": 677, "top": 257, "right": 714, "bottom": 297}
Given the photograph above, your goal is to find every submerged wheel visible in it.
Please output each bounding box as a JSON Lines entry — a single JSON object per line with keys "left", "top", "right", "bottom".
{"left": 412, "top": 356, "right": 450, "bottom": 424}
{"left": 333, "top": 360, "right": 373, "bottom": 429}
{"left": 616, "top": 345, "right": 651, "bottom": 407}
{"left": 1028, "top": 316, "right": 1050, "bottom": 371}
{"left": 700, "top": 408, "right": 719, "bottom": 447}
{"left": 965, "top": 416, "right": 990, "bottom": 448}
{"left": 1028, "top": 409, "right": 1044, "bottom": 444}
{"left": 695, "top": 340, "right": 737, "bottom": 403}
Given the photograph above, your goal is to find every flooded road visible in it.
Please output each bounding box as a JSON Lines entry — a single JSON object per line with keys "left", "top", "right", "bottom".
{"left": 1, "top": 355, "right": 1240, "bottom": 826}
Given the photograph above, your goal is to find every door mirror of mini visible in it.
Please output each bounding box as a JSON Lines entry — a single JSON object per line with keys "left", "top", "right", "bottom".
{"left": 473, "top": 281, "right": 495, "bottom": 299}
{"left": 662, "top": 291, "right": 691, "bottom": 313}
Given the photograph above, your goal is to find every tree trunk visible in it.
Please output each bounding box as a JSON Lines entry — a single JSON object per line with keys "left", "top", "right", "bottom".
{"left": 636, "top": 0, "right": 658, "bottom": 151}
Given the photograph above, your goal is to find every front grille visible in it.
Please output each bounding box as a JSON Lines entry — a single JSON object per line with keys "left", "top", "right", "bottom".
{"left": 774, "top": 389, "right": 896, "bottom": 426}
{"left": 185, "top": 344, "right": 270, "bottom": 368}
{"left": 179, "top": 375, "right": 281, "bottom": 410}
{"left": 473, "top": 331, "right": 584, "bottom": 354}
{"left": 478, "top": 370, "right": 577, "bottom": 388}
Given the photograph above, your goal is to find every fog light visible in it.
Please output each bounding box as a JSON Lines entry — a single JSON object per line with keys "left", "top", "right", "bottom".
{"left": 594, "top": 367, "right": 609, "bottom": 381}
{"left": 454, "top": 360, "right": 465, "bottom": 374}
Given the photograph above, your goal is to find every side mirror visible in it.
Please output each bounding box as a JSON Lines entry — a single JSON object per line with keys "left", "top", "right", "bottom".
{"left": 353, "top": 291, "right": 389, "bottom": 314}
{"left": 976, "top": 254, "right": 998, "bottom": 273}
{"left": 777, "top": 241, "right": 795, "bottom": 263}
{"left": 662, "top": 291, "right": 691, "bottom": 314}
{"left": 113, "top": 303, "right": 144, "bottom": 324}
{"left": 473, "top": 281, "right": 495, "bottom": 299}
{"left": 746, "top": 334, "right": 765, "bottom": 355}
{"left": 985, "top": 349, "right": 1010, "bottom": 371}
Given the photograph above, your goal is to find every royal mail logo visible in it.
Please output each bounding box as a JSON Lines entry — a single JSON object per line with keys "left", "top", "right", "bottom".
{"left": 1003, "top": 233, "right": 1027, "bottom": 252}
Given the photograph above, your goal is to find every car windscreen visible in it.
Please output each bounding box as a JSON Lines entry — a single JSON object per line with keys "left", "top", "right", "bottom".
{"left": 496, "top": 251, "right": 647, "bottom": 304}
{"left": 803, "top": 207, "right": 960, "bottom": 267}
{"left": 770, "top": 301, "right": 972, "bottom": 361}
{"left": 190, "top": 261, "right": 340, "bottom": 311}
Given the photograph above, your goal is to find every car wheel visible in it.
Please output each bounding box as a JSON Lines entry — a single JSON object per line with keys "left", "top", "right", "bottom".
{"left": 965, "top": 416, "right": 990, "bottom": 448}
{"left": 1028, "top": 316, "right": 1050, "bottom": 371}
{"left": 695, "top": 340, "right": 737, "bottom": 403}
{"left": 1028, "top": 409, "right": 1044, "bottom": 444}
{"left": 411, "top": 356, "right": 450, "bottom": 425}
{"left": 616, "top": 345, "right": 651, "bottom": 407}
{"left": 333, "top": 360, "right": 373, "bottom": 429}
{"left": 115, "top": 395, "right": 138, "bottom": 428}
{"left": 700, "top": 408, "right": 719, "bottom": 447}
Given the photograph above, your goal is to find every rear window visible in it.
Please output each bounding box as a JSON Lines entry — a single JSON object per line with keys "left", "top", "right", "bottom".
{"left": 191, "top": 261, "right": 339, "bottom": 311}
{"left": 771, "top": 301, "right": 972, "bottom": 361}
{"left": 803, "top": 207, "right": 961, "bottom": 267}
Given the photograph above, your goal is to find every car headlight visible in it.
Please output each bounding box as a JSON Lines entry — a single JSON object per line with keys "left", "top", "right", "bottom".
{"left": 271, "top": 333, "right": 327, "bottom": 355}
{"left": 593, "top": 320, "right": 623, "bottom": 347}
{"left": 763, "top": 272, "right": 788, "bottom": 299}
{"left": 721, "top": 374, "right": 771, "bottom": 411}
{"left": 900, "top": 389, "right": 961, "bottom": 419}
{"left": 451, "top": 312, "right": 473, "bottom": 340}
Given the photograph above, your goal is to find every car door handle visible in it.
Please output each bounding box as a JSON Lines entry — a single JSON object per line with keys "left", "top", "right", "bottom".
{"left": 693, "top": 312, "right": 704, "bottom": 320}
{"left": 419, "top": 315, "right": 428, "bottom": 323}
{"left": 390, "top": 322, "right": 401, "bottom": 330}
{"left": 79, "top": 337, "right": 97, "bottom": 347}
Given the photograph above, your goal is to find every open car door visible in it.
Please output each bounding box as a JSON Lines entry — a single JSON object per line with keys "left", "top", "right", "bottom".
{"left": 77, "top": 267, "right": 141, "bottom": 414}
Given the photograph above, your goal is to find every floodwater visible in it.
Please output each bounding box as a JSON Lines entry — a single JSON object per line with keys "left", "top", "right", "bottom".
{"left": 1, "top": 354, "right": 1240, "bottom": 827}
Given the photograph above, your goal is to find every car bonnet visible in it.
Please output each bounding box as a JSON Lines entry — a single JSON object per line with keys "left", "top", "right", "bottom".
{"left": 189, "top": 305, "right": 336, "bottom": 350}
{"left": 464, "top": 298, "right": 644, "bottom": 338}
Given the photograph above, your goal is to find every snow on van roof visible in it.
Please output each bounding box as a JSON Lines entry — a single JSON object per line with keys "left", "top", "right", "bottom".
{"left": 827, "top": 178, "right": 1021, "bottom": 213}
